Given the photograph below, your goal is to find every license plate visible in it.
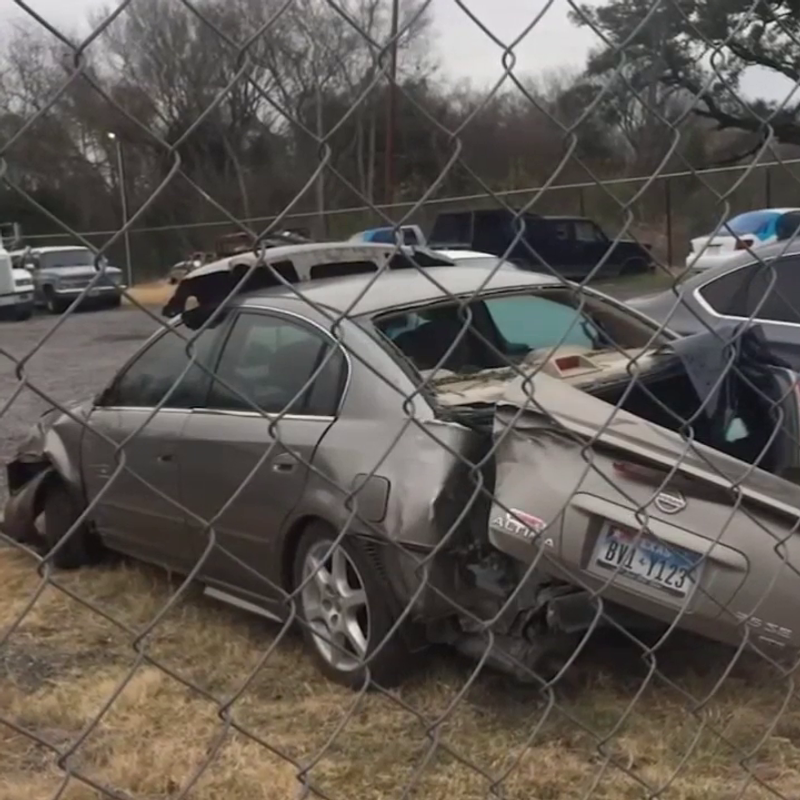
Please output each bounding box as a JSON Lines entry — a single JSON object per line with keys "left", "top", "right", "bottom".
{"left": 593, "top": 527, "right": 701, "bottom": 597}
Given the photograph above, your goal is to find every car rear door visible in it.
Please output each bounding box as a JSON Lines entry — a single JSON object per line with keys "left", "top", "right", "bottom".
{"left": 80, "top": 321, "right": 227, "bottom": 570}
{"left": 175, "top": 308, "right": 347, "bottom": 607}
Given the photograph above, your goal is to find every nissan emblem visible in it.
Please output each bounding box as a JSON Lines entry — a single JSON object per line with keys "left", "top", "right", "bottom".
{"left": 654, "top": 490, "right": 687, "bottom": 514}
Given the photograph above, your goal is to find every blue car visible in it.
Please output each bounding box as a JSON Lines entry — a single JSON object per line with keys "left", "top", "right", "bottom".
{"left": 348, "top": 225, "right": 425, "bottom": 247}
{"left": 686, "top": 207, "right": 800, "bottom": 271}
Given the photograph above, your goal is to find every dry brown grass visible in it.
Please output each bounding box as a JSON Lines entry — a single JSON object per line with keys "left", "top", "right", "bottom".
{"left": 124, "top": 281, "right": 174, "bottom": 308}
{"left": 2, "top": 547, "right": 799, "bottom": 800}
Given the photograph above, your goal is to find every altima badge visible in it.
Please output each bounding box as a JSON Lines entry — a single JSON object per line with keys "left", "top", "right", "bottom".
{"left": 654, "top": 490, "right": 687, "bottom": 514}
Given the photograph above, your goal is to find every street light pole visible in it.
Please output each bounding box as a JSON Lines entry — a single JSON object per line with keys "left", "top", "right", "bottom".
{"left": 107, "top": 132, "right": 133, "bottom": 287}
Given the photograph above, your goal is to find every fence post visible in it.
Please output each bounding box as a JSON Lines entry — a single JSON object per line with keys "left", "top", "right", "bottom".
{"left": 665, "top": 176, "right": 673, "bottom": 268}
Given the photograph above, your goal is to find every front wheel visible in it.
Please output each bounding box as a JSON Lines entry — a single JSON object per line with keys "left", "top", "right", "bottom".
{"left": 42, "top": 481, "right": 103, "bottom": 569}
{"left": 44, "top": 288, "right": 66, "bottom": 315}
{"left": 293, "top": 524, "right": 408, "bottom": 689}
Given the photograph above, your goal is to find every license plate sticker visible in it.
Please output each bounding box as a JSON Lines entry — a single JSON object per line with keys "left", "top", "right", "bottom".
{"left": 593, "top": 527, "right": 702, "bottom": 597}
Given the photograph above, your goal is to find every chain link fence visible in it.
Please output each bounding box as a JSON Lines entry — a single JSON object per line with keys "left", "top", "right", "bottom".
{"left": 3, "top": 1, "right": 800, "bottom": 798}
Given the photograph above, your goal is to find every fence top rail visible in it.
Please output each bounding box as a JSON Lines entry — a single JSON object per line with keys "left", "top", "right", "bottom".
{"left": 21, "top": 156, "right": 799, "bottom": 242}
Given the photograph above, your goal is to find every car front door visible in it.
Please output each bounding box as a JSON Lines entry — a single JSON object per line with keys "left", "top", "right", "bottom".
{"left": 80, "top": 321, "right": 227, "bottom": 569}
{"left": 696, "top": 256, "right": 800, "bottom": 369}
{"left": 175, "top": 308, "right": 347, "bottom": 608}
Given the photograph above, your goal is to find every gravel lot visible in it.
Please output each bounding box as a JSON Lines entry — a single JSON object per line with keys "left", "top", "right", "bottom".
{"left": 0, "top": 306, "right": 160, "bottom": 504}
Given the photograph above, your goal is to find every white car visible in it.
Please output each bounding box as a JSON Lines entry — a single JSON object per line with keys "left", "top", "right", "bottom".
{"left": 686, "top": 207, "right": 800, "bottom": 271}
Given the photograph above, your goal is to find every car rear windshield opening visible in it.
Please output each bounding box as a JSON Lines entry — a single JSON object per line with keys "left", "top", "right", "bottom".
{"left": 373, "top": 290, "right": 656, "bottom": 376}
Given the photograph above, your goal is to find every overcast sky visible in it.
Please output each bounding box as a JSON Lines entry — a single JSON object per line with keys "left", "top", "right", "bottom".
{"left": 0, "top": 0, "right": 792, "bottom": 101}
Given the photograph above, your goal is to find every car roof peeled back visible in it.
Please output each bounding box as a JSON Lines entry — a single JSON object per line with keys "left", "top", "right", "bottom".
{"left": 162, "top": 242, "right": 458, "bottom": 323}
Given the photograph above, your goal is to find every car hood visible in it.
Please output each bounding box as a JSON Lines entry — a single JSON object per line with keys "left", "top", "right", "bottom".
{"left": 492, "top": 370, "right": 800, "bottom": 520}
{"left": 46, "top": 265, "right": 122, "bottom": 278}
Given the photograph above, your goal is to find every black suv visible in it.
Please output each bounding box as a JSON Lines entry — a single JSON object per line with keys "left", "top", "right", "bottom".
{"left": 428, "top": 208, "right": 653, "bottom": 280}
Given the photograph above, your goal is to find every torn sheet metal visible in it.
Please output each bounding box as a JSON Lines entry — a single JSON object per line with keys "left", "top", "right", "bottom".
{"left": 493, "top": 369, "right": 800, "bottom": 521}
{"left": 670, "top": 322, "right": 792, "bottom": 418}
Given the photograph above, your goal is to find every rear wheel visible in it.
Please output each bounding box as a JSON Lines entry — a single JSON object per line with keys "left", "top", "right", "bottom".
{"left": 42, "top": 481, "right": 101, "bottom": 569}
{"left": 620, "top": 257, "right": 649, "bottom": 276}
{"left": 293, "top": 523, "right": 408, "bottom": 689}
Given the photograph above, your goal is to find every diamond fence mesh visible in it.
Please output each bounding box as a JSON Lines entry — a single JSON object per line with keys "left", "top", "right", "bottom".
{"left": 3, "top": 1, "right": 800, "bottom": 798}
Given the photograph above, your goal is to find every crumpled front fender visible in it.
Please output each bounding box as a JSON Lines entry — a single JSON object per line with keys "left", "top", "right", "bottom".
{"left": 1, "top": 466, "right": 55, "bottom": 545}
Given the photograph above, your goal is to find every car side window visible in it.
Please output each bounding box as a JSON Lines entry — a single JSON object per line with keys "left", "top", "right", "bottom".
{"left": 208, "top": 312, "right": 345, "bottom": 416}
{"left": 700, "top": 258, "right": 800, "bottom": 323}
{"left": 106, "top": 325, "right": 222, "bottom": 408}
{"left": 574, "top": 221, "right": 604, "bottom": 242}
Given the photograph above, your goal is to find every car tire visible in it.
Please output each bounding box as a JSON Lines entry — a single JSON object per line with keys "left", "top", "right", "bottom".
{"left": 293, "top": 523, "right": 408, "bottom": 689}
{"left": 15, "top": 307, "right": 33, "bottom": 321}
{"left": 42, "top": 480, "right": 100, "bottom": 569}
{"left": 43, "top": 288, "right": 66, "bottom": 315}
{"left": 620, "top": 257, "right": 649, "bottom": 276}
{"left": 106, "top": 295, "right": 122, "bottom": 309}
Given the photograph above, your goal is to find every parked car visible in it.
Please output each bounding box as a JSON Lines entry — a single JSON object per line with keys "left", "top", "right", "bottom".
{"left": 686, "top": 208, "right": 800, "bottom": 272}
{"left": 214, "top": 229, "right": 313, "bottom": 260}
{"left": 6, "top": 244, "right": 800, "bottom": 690}
{"left": 631, "top": 239, "right": 800, "bottom": 370}
{"left": 164, "top": 242, "right": 454, "bottom": 312}
{"left": 0, "top": 238, "right": 34, "bottom": 321}
{"left": 428, "top": 208, "right": 654, "bottom": 280}
{"left": 9, "top": 245, "right": 125, "bottom": 314}
{"left": 349, "top": 225, "right": 426, "bottom": 247}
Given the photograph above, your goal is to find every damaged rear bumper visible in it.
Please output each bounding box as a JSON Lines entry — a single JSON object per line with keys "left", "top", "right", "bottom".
{"left": 488, "top": 419, "right": 800, "bottom": 655}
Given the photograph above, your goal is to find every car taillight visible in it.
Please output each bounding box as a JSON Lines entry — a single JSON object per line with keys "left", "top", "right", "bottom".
{"left": 734, "top": 237, "right": 755, "bottom": 251}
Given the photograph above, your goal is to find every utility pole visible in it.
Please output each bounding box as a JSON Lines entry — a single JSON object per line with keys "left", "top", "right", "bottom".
{"left": 384, "top": 0, "right": 400, "bottom": 208}
{"left": 107, "top": 132, "right": 133, "bottom": 287}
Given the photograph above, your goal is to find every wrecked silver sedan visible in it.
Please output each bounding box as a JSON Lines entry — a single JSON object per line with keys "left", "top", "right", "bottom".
{"left": 5, "top": 243, "right": 800, "bottom": 687}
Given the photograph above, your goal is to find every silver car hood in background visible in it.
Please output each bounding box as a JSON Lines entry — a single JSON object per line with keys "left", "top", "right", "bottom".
{"left": 496, "top": 371, "right": 800, "bottom": 520}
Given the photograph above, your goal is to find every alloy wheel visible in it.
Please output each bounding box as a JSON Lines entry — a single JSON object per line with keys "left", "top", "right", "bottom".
{"left": 301, "top": 541, "right": 370, "bottom": 673}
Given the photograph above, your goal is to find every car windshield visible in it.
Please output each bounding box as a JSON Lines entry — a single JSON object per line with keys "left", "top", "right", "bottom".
{"left": 724, "top": 211, "right": 779, "bottom": 236}
{"left": 38, "top": 249, "right": 95, "bottom": 269}
{"left": 375, "top": 292, "right": 613, "bottom": 378}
